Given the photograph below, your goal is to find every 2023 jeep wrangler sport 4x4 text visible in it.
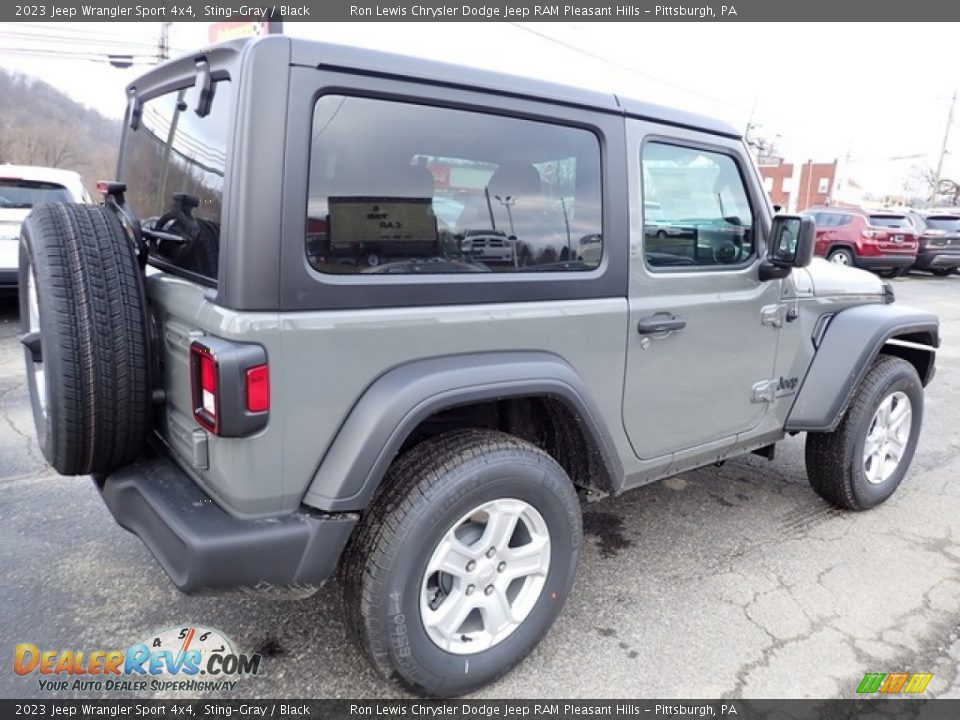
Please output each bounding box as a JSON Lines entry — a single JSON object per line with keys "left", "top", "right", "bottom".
{"left": 18, "top": 37, "right": 939, "bottom": 697}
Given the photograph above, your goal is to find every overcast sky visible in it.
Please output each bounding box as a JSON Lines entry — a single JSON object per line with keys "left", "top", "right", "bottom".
{"left": 0, "top": 21, "right": 956, "bottom": 196}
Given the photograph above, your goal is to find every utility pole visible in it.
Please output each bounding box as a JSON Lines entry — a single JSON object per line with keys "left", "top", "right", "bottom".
{"left": 158, "top": 22, "right": 172, "bottom": 63}
{"left": 931, "top": 90, "right": 956, "bottom": 207}
{"left": 743, "top": 98, "right": 757, "bottom": 156}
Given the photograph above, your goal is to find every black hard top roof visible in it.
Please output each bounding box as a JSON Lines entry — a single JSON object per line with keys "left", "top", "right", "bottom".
{"left": 290, "top": 38, "right": 740, "bottom": 139}
{"left": 130, "top": 36, "right": 741, "bottom": 141}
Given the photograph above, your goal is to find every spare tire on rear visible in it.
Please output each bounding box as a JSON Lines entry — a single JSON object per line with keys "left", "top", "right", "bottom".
{"left": 19, "top": 203, "right": 152, "bottom": 476}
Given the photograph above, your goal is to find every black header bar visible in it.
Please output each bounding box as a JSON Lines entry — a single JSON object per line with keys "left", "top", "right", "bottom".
{"left": 4, "top": 0, "right": 960, "bottom": 22}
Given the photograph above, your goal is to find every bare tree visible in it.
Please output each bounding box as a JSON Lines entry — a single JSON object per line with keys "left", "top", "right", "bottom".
{"left": 910, "top": 164, "right": 960, "bottom": 207}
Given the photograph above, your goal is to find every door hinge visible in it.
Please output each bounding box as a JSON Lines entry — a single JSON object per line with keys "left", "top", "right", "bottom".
{"left": 751, "top": 379, "right": 777, "bottom": 403}
{"left": 761, "top": 304, "right": 787, "bottom": 328}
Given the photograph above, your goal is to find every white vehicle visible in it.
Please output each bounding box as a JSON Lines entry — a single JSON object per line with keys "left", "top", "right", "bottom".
{"left": 0, "top": 165, "right": 91, "bottom": 292}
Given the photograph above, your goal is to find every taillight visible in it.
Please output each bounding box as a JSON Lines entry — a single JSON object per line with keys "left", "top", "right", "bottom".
{"left": 191, "top": 343, "right": 220, "bottom": 433}
{"left": 245, "top": 364, "right": 269, "bottom": 413}
{"left": 861, "top": 230, "right": 878, "bottom": 238}
{"left": 190, "top": 339, "right": 269, "bottom": 437}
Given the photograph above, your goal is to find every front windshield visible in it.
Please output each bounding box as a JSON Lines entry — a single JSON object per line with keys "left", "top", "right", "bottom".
{"left": 0, "top": 179, "right": 72, "bottom": 209}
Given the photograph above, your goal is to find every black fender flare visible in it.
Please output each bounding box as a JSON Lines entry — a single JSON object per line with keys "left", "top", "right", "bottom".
{"left": 301, "top": 352, "right": 624, "bottom": 512}
{"left": 785, "top": 303, "right": 939, "bottom": 433}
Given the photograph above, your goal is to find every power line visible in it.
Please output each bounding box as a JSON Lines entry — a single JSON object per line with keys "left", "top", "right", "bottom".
{"left": 506, "top": 23, "right": 851, "bottom": 150}
{"left": 0, "top": 30, "right": 161, "bottom": 50}
{"left": 0, "top": 47, "right": 157, "bottom": 64}
{"left": 509, "top": 23, "right": 752, "bottom": 117}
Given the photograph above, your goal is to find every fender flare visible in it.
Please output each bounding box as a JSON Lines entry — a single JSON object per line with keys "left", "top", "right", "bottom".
{"left": 301, "top": 352, "right": 624, "bottom": 512}
{"left": 785, "top": 303, "right": 939, "bottom": 433}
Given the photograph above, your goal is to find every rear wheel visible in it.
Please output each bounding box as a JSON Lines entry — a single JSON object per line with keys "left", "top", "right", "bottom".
{"left": 340, "top": 429, "right": 582, "bottom": 696}
{"left": 805, "top": 356, "right": 922, "bottom": 511}
{"left": 828, "top": 247, "right": 855, "bottom": 266}
{"left": 932, "top": 268, "right": 954, "bottom": 277}
{"left": 19, "top": 203, "right": 151, "bottom": 476}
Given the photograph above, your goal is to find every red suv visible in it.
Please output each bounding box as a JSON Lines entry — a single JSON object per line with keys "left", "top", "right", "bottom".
{"left": 804, "top": 207, "right": 918, "bottom": 277}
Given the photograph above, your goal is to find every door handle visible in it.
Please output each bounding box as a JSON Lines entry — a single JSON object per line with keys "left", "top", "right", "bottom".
{"left": 637, "top": 315, "right": 687, "bottom": 334}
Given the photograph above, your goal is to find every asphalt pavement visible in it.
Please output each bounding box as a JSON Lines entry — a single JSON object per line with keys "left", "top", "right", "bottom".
{"left": 0, "top": 275, "right": 958, "bottom": 699}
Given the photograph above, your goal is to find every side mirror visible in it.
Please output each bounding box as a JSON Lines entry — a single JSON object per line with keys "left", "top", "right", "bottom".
{"left": 759, "top": 214, "right": 815, "bottom": 281}
{"left": 770, "top": 214, "right": 815, "bottom": 267}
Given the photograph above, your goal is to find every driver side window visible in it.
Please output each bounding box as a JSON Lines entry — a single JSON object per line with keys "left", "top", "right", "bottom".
{"left": 641, "top": 142, "right": 755, "bottom": 270}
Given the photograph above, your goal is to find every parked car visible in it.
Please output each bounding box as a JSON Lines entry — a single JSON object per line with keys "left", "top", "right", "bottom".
{"left": 908, "top": 211, "right": 960, "bottom": 276}
{"left": 18, "top": 37, "right": 939, "bottom": 697}
{"left": 0, "top": 165, "right": 91, "bottom": 292}
{"left": 461, "top": 229, "right": 515, "bottom": 265}
{"left": 804, "top": 207, "right": 918, "bottom": 277}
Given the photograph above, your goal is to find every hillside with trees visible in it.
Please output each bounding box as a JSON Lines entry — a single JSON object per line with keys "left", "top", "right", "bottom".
{"left": 0, "top": 70, "right": 120, "bottom": 191}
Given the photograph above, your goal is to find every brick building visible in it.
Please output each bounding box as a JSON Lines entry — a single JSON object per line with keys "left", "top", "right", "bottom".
{"left": 795, "top": 160, "right": 838, "bottom": 211}
{"left": 757, "top": 158, "right": 838, "bottom": 212}
{"left": 757, "top": 158, "right": 794, "bottom": 210}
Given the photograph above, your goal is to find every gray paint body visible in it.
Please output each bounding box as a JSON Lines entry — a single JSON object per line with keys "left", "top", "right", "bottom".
{"left": 122, "top": 37, "right": 938, "bottom": 534}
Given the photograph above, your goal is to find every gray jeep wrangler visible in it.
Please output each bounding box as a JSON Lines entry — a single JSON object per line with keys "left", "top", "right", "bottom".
{"left": 18, "top": 36, "right": 939, "bottom": 696}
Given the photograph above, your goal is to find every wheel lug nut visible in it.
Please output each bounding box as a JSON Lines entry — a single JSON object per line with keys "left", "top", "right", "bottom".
{"left": 466, "top": 585, "right": 475, "bottom": 595}
{"left": 497, "top": 562, "right": 506, "bottom": 572}
{"left": 484, "top": 585, "right": 494, "bottom": 596}
{"left": 486, "top": 548, "right": 496, "bottom": 558}
{"left": 466, "top": 560, "right": 476, "bottom": 572}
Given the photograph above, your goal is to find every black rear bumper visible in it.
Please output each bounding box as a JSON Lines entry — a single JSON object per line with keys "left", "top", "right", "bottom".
{"left": 913, "top": 250, "right": 960, "bottom": 270}
{"left": 98, "top": 455, "right": 357, "bottom": 594}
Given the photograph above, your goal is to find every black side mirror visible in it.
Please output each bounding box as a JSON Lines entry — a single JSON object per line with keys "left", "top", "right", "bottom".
{"left": 759, "top": 214, "right": 815, "bottom": 280}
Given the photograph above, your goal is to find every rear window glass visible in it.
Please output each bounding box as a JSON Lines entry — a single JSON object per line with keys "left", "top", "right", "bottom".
{"left": 0, "top": 180, "right": 72, "bottom": 209}
{"left": 120, "top": 80, "right": 232, "bottom": 280}
{"left": 869, "top": 215, "right": 911, "bottom": 229}
{"left": 305, "top": 95, "right": 602, "bottom": 275}
{"left": 924, "top": 216, "right": 960, "bottom": 232}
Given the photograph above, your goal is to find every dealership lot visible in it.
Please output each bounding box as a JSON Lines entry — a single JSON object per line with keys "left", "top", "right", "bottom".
{"left": 0, "top": 276, "right": 958, "bottom": 700}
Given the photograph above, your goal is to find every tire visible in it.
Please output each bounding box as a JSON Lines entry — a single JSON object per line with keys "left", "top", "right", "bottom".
{"left": 805, "top": 356, "right": 923, "bottom": 511}
{"left": 879, "top": 267, "right": 907, "bottom": 279}
{"left": 827, "top": 247, "right": 855, "bottom": 267}
{"left": 932, "top": 268, "right": 953, "bottom": 277}
{"left": 19, "top": 203, "right": 151, "bottom": 476}
{"left": 340, "top": 429, "right": 582, "bottom": 697}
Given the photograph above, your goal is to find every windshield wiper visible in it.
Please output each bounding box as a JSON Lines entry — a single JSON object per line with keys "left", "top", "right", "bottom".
{"left": 0, "top": 202, "right": 32, "bottom": 209}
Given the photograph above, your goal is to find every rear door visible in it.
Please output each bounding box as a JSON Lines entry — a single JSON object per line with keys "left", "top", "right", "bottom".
{"left": 622, "top": 122, "right": 782, "bottom": 462}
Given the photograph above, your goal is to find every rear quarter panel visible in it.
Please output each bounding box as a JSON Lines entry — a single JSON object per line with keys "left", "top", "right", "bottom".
{"left": 149, "top": 273, "right": 631, "bottom": 518}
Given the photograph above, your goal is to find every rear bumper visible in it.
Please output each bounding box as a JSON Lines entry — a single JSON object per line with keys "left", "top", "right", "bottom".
{"left": 98, "top": 455, "right": 357, "bottom": 594}
{"left": 0, "top": 269, "right": 16, "bottom": 290}
{"left": 913, "top": 250, "right": 960, "bottom": 270}
{"left": 856, "top": 255, "right": 916, "bottom": 271}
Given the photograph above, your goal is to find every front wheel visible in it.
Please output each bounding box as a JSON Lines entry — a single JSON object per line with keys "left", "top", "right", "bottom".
{"left": 340, "top": 430, "right": 582, "bottom": 696}
{"left": 932, "top": 268, "right": 954, "bottom": 277}
{"left": 805, "top": 356, "right": 923, "bottom": 511}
